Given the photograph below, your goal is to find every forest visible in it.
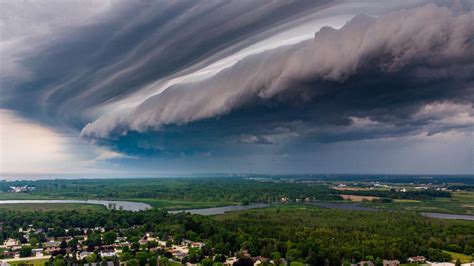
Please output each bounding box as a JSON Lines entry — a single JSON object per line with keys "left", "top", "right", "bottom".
{"left": 0, "top": 178, "right": 342, "bottom": 203}
{"left": 0, "top": 177, "right": 458, "bottom": 204}
{"left": 0, "top": 205, "right": 473, "bottom": 266}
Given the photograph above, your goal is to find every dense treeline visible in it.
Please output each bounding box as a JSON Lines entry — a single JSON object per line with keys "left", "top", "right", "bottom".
{"left": 0, "top": 178, "right": 341, "bottom": 203}
{"left": 347, "top": 189, "right": 451, "bottom": 200}
{"left": 0, "top": 207, "right": 473, "bottom": 265}
{"left": 449, "top": 185, "right": 474, "bottom": 191}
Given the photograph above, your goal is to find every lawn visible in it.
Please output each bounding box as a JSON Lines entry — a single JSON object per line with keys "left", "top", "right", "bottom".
{"left": 2, "top": 257, "right": 50, "bottom": 266}
{"left": 443, "top": 250, "right": 472, "bottom": 263}
{"left": 0, "top": 203, "right": 106, "bottom": 212}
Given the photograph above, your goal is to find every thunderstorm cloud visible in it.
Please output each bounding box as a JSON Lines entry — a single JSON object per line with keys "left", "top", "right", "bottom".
{"left": 1, "top": 0, "right": 473, "bottom": 175}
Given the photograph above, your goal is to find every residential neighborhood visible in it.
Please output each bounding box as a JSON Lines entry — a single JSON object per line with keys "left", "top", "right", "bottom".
{"left": 1, "top": 225, "right": 473, "bottom": 266}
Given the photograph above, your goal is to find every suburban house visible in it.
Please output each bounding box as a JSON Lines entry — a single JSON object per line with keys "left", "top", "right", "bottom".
{"left": 79, "top": 251, "right": 93, "bottom": 260}
{"left": 408, "top": 256, "right": 426, "bottom": 263}
{"left": 3, "top": 239, "right": 19, "bottom": 248}
{"left": 44, "top": 241, "right": 61, "bottom": 248}
{"left": 32, "top": 248, "right": 43, "bottom": 257}
{"left": 100, "top": 248, "right": 116, "bottom": 258}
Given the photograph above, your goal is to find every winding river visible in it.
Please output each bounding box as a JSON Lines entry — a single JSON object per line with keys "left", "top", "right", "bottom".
{"left": 1, "top": 200, "right": 473, "bottom": 221}
{"left": 0, "top": 200, "right": 151, "bottom": 211}
{"left": 169, "top": 203, "right": 270, "bottom": 215}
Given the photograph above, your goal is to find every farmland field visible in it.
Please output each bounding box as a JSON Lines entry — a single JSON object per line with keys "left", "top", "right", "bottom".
{"left": 340, "top": 194, "right": 379, "bottom": 202}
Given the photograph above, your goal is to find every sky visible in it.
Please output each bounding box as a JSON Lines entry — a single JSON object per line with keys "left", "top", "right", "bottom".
{"left": 0, "top": 0, "right": 473, "bottom": 178}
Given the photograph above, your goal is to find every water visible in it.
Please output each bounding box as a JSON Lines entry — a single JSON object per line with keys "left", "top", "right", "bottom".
{"left": 421, "top": 212, "right": 474, "bottom": 221}
{"left": 169, "top": 203, "right": 270, "bottom": 215}
{"left": 0, "top": 200, "right": 151, "bottom": 211}
{"left": 308, "top": 202, "right": 474, "bottom": 221}
{"left": 2, "top": 199, "right": 473, "bottom": 221}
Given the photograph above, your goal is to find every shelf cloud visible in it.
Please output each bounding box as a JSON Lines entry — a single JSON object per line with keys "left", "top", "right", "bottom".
{"left": 81, "top": 4, "right": 474, "bottom": 144}
{"left": 1, "top": 0, "right": 473, "bottom": 175}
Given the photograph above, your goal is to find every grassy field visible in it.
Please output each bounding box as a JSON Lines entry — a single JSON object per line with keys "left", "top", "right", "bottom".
{"left": 360, "top": 192, "right": 474, "bottom": 215}
{"left": 0, "top": 193, "right": 232, "bottom": 211}
{"left": 0, "top": 203, "right": 107, "bottom": 212}
{"left": 130, "top": 198, "right": 234, "bottom": 210}
{"left": 340, "top": 194, "right": 379, "bottom": 202}
{"left": 1, "top": 257, "right": 50, "bottom": 266}
{"left": 443, "top": 250, "right": 473, "bottom": 263}
{"left": 0, "top": 193, "right": 56, "bottom": 200}
{"left": 394, "top": 199, "right": 421, "bottom": 203}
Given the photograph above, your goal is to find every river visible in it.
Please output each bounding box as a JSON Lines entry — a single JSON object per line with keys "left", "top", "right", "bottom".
{"left": 169, "top": 203, "right": 270, "bottom": 215}
{"left": 1, "top": 200, "right": 473, "bottom": 221}
{"left": 0, "top": 200, "right": 151, "bottom": 211}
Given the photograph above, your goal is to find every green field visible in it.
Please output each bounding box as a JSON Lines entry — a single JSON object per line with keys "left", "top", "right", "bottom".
{"left": 0, "top": 193, "right": 232, "bottom": 211}
{"left": 0, "top": 193, "right": 56, "bottom": 200}
{"left": 2, "top": 257, "right": 50, "bottom": 266}
{"left": 360, "top": 192, "right": 474, "bottom": 214}
{"left": 129, "top": 198, "right": 234, "bottom": 210}
{"left": 0, "top": 203, "right": 107, "bottom": 212}
{"left": 443, "top": 250, "right": 473, "bottom": 263}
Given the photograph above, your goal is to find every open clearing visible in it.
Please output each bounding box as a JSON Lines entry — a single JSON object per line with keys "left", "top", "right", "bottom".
{"left": 394, "top": 199, "right": 421, "bottom": 203}
{"left": 341, "top": 194, "right": 379, "bottom": 202}
{"left": 443, "top": 250, "right": 472, "bottom": 263}
{"left": 1, "top": 257, "right": 50, "bottom": 266}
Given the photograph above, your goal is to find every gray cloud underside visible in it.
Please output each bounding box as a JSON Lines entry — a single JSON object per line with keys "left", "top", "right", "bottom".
{"left": 1, "top": 0, "right": 334, "bottom": 126}
{"left": 81, "top": 4, "right": 474, "bottom": 149}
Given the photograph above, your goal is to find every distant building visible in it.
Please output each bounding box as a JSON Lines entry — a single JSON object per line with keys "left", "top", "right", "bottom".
{"left": 4, "top": 239, "right": 19, "bottom": 247}
{"left": 383, "top": 260, "right": 400, "bottom": 266}
{"left": 44, "top": 241, "right": 61, "bottom": 248}
{"left": 100, "top": 248, "right": 116, "bottom": 258}
{"left": 32, "top": 248, "right": 43, "bottom": 257}
{"left": 8, "top": 186, "right": 35, "bottom": 193}
{"left": 191, "top": 242, "right": 205, "bottom": 248}
{"left": 79, "top": 251, "right": 93, "bottom": 260}
{"left": 408, "top": 256, "right": 426, "bottom": 263}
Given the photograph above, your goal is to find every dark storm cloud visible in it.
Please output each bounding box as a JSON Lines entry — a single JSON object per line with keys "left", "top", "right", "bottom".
{"left": 81, "top": 4, "right": 474, "bottom": 152}
{"left": 2, "top": 0, "right": 473, "bottom": 162}
{"left": 0, "top": 0, "right": 332, "bottom": 126}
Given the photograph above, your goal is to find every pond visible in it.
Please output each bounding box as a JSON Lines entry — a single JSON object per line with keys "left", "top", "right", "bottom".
{"left": 0, "top": 200, "right": 151, "bottom": 211}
